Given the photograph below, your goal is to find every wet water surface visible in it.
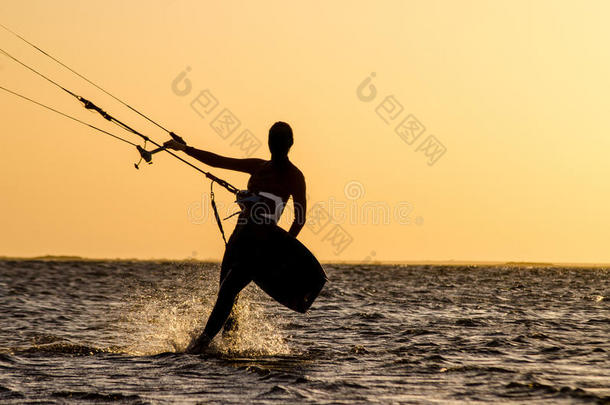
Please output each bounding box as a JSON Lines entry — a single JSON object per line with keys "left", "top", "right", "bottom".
{"left": 0, "top": 260, "right": 608, "bottom": 404}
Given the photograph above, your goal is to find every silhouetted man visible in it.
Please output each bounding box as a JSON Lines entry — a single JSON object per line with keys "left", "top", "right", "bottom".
{"left": 164, "top": 121, "right": 306, "bottom": 353}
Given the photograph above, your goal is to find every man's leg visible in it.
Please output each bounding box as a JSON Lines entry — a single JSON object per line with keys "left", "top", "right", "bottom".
{"left": 220, "top": 262, "right": 240, "bottom": 335}
{"left": 187, "top": 266, "right": 251, "bottom": 353}
{"left": 218, "top": 228, "right": 247, "bottom": 335}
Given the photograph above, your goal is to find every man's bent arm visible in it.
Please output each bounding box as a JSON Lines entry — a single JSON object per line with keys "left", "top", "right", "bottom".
{"left": 288, "top": 174, "right": 307, "bottom": 238}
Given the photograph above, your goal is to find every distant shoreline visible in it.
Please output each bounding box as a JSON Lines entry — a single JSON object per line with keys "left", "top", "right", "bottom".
{"left": 0, "top": 255, "right": 608, "bottom": 268}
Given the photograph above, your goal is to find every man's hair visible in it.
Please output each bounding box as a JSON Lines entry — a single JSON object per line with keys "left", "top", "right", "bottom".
{"left": 268, "top": 121, "right": 294, "bottom": 156}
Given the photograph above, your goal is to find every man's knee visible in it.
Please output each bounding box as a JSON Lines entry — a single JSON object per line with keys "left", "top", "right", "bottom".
{"left": 217, "top": 282, "right": 242, "bottom": 304}
{"left": 219, "top": 267, "right": 250, "bottom": 295}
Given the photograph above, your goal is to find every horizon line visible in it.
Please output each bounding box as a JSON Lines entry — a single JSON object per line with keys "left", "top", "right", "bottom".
{"left": 1, "top": 254, "right": 609, "bottom": 268}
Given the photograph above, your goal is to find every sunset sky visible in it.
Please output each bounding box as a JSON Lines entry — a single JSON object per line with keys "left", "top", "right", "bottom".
{"left": 1, "top": 1, "right": 609, "bottom": 263}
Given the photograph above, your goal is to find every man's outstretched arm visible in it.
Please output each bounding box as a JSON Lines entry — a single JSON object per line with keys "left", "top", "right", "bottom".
{"left": 165, "top": 140, "right": 264, "bottom": 174}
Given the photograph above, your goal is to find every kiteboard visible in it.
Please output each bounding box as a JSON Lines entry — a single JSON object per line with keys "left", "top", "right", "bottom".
{"left": 225, "top": 224, "right": 327, "bottom": 313}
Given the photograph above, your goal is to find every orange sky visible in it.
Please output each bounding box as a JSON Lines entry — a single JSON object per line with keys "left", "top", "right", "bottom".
{"left": 1, "top": 1, "right": 609, "bottom": 263}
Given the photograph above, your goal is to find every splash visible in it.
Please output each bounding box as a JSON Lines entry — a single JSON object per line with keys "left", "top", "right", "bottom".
{"left": 114, "top": 262, "right": 291, "bottom": 356}
{"left": 213, "top": 286, "right": 291, "bottom": 357}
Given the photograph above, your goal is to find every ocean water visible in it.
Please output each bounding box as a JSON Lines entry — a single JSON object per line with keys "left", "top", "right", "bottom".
{"left": 0, "top": 259, "right": 608, "bottom": 404}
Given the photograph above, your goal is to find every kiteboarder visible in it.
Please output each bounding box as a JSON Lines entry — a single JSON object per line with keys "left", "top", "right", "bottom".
{"left": 164, "top": 121, "right": 307, "bottom": 353}
{"left": 0, "top": 23, "right": 325, "bottom": 355}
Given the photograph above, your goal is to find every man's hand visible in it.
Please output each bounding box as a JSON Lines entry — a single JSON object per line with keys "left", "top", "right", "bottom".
{"left": 164, "top": 139, "right": 187, "bottom": 151}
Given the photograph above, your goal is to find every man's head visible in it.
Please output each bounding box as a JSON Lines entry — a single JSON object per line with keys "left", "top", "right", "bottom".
{"left": 268, "top": 121, "right": 293, "bottom": 158}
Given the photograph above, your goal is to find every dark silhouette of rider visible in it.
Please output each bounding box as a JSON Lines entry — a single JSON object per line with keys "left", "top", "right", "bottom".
{"left": 164, "top": 121, "right": 306, "bottom": 352}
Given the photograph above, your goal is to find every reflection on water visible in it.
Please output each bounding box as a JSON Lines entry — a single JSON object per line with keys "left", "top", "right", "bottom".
{"left": 0, "top": 259, "right": 608, "bottom": 404}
